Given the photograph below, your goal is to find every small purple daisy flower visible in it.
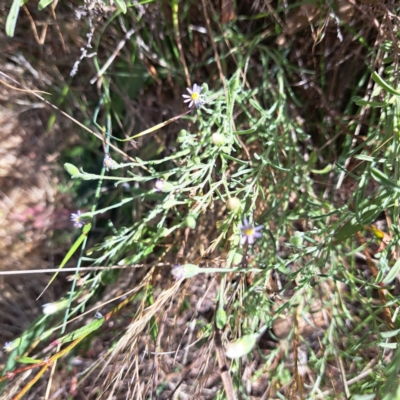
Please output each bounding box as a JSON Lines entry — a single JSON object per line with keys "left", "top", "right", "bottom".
{"left": 70, "top": 210, "right": 85, "bottom": 228}
{"left": 155, "top": 179, "right": 165, "bottom": 192}
{"left": 171, "top": 264, "right": 185, "bottom": 280}
{"left": 3, "top": 342, "right": 12, "bottom": 352}
{"left": 239, "top": 218, "right": 263, "bottom": 245}
{"left": 103, "top": 154, "right": 117, "bottom": 171}
{"left": 182, "top": 83, "right": 203, "bottom": 108}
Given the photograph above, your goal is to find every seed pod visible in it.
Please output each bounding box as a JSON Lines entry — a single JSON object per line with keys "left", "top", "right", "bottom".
{"left": 226, "top": 197, "right": 241, "bottom": 211}
{"left": 211, "top": 132, "right": 226, "bottom": 146}
{"left": 185, "top": 214, "right": 197, "bottom": 229}
{"left": 225, "top": 333, "right": 259, "bottom": 359}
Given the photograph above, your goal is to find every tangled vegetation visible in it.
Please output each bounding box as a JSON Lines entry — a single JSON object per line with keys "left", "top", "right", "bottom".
{"left": 2, "top": 0, "right": 400, "bottom": 399}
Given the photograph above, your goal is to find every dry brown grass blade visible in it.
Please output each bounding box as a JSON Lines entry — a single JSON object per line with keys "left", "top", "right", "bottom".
{"left": 334, "top": 344, "right": 350, "bottom": 398}
{"left": 292, "top": 306, "right": 304, "bottom": 400}
{"left": 220, "top": 0, "right": 235, "bottom": 23}
{"left": 0, "top": 78, "right": 50, "bottom": 95}
{"left": 200, "top": 0, "right": 227, "bottom": 97}
{"left": 172, "top": 2, "right": 191, "bottom": 88}
{"left": 0, "top": 71, "right": 139, "bottom": 166}
{"left": 0, "top": 263, "right": 168, "bottom": 275}
{"left": 22, "top": 5, "right": 45, "bottom": 45}
{"left": 214, "top": 327, "right": 236, "bottom": 400}
{"left": 98, "top": 279, "right": 182, "bottom": 397}
{"left": 50, "top": 0, "right": 67, "bottom": 55}
{"left": 152, "top": 309, "right": 168, "bottom": 398}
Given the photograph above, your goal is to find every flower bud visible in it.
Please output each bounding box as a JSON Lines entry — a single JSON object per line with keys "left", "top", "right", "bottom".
{"left": 226, "top": 197, "right": 241, "bottom": 211}
{"left": 177, "top": 129, "right": 188, "bottom": 143}
{"left": 171, "top": 264, "right": 201, "bottom": 280}
{"left": 225, "top": 333, "right": 259, "bottom": 359}
{"left": 155, "top": 180, "right": 174, "bottom": 193}
{"left": 64, "top": 163, "right": 80, "bottom": 177}
{"left": 185, "top": 214, "right": 197, "bottom": 229}
{"left": 42, "top": 299, "right": 69, "bottom": 315}
{"left": 211, "top": 133, "right": 226, "bottom": 146}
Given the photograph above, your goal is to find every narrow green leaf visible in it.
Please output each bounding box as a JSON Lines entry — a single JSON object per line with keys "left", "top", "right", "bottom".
{"left": 38, "top": 0, "right": 54, "bottom": 10}
{"left": 216, "top": 309, "right": 227, "bottom": 329}
{"left": 378, "top": 342, "right": 398, "bottom": 349}
{"left": 162, "top": 199, "right": 186, "bottom": 209}
{"left": 352, "top": 395, "right": 376, "bottom": 400}
{"left": 334, "top": 191, "right": 393, "bottom": 243}
{"left": 221, "top": 153, "right": 248, "bottom": 165}
{"left": 235, "top": 127, "right": 257, "bottom": 135}
{"left": 371, "top": 168, "right": 400, "bottom": 193}
{"left": 383, "top": 259, "right": 400, "bottom": 285}
{"left": 381, "top": 328, "right": 400, "bottom": 339}
{"left": 114, "top": 0, "right": 127, "bottom": 13}
{"left": 150, "top": 316, "right": 158, "bottom": 343}
{"left": 6, "top": 0, "right": 21, "bottom": 37}
{"left": 57, "top": 317, "right": 105, "bottom": 344}
{"left": 354, "top": 155, "right": 375, "bottom": 162}
{"left": 36, "top": 223, "right": 92, "bottom": 299}
{"left": 16, "top": 356, "right": 44, "bottom": 364}
{"left": 311, "top": 164, "right": 333, "bottom": 174}
{"left": 353, "top": 96, "right": 387, "bottom": 107}
{"left": 372, "top": 72, "right": 400, "bottom": 96}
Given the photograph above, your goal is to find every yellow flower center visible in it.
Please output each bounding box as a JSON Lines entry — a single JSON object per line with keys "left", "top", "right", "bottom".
{"left": 244, "top": 228, "right": 254, "bottom": 236}
{"left": 191, "top": 92, "right": 199, "bottom": 100}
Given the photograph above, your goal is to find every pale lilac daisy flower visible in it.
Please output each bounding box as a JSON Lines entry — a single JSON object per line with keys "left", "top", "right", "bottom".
{"left": 170, "top": 263, "right": 202, "bottom": 280}
{"left": 103, "top": 154, "right": 117, "bottom": 171}
{"left": 171, "top": 264, "right": 185, "bottom": 280}
{"left": 155, "top": 179, "right": 165, "bottom": 192}
{"left": 239, "top": 218, "right": 263, "bottom": 245}
{"left": 182, "top": 83, "right": 203, "bottom": 108}
{"left": 3, "top": 342, "right": 13, "bottom": 352}
{"left": 71, "top": 210, "right": 85, "bottom": 228}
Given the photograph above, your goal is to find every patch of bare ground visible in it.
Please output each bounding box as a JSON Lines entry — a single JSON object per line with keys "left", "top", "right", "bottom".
{"left": 0, "top": 67, "right": 74, "bottom": 342}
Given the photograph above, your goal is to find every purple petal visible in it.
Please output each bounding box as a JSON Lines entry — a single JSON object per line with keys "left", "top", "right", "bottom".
{"left": 242, "top": 218, "right": 249, "bottom": 227}
{"left": 254, "top": 232, "right": 263, "bottom": 238}
{"left": 240, "top": 235, "right": 247, "bottom": 245}
{"left": 255, "top": 225, "right": 263, "bottom": 231}
{"left": 194, "top": 84, "right": 202, "bottom": 93}
{"left": 248, "top": 235, "right": 255, "bottom": 245}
